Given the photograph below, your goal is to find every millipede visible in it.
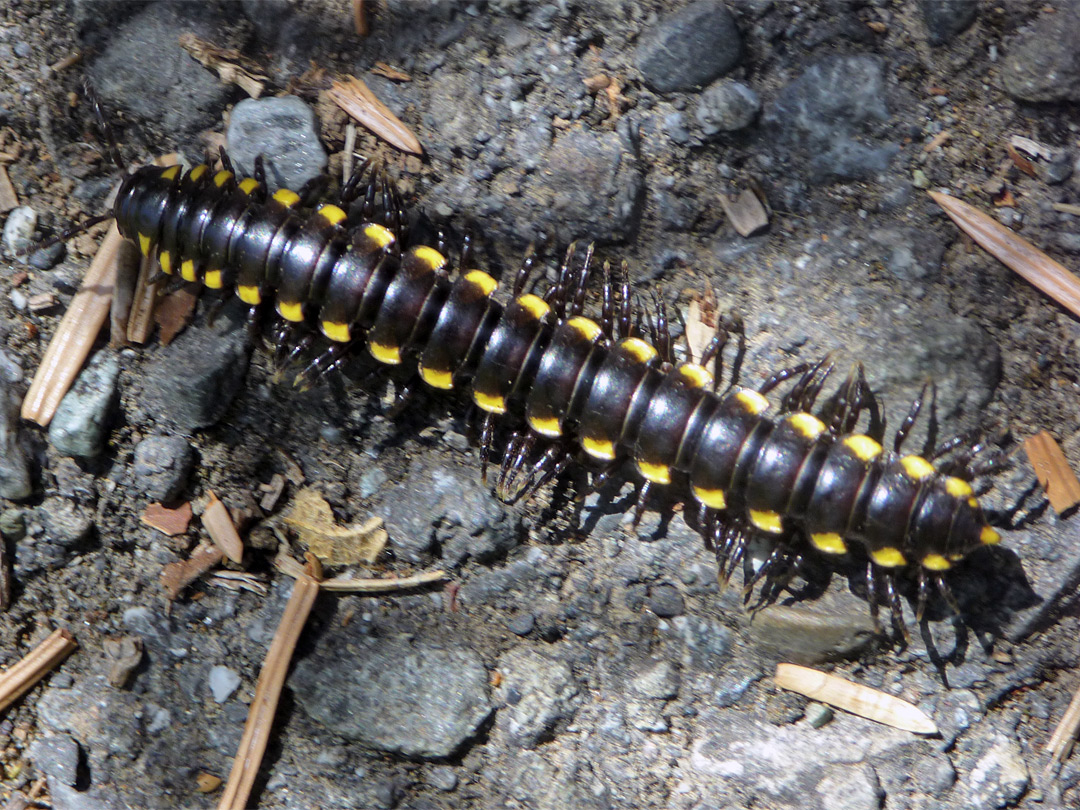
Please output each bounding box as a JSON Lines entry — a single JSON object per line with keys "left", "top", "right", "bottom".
{"left": 94, "top": 150, "right": 1010, "bottom": 631}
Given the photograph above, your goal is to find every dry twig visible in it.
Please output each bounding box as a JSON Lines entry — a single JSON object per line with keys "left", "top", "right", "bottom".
{"left": 1046, "top": 679, "right": 1080, "bottom": 767}
{"left": 274, "top": 553, "right": 446, "bottom": 592}
{"left": 217, "top": 558, "right": 321, "bottom": 810}
{"left": 0, "top": 629, "right": 77, "bottom": 714}
{"left": 21, "top": 224, "right": 121, "bottom": 426}
{"left": 774, "top": 663, "right": 938, "bottom": 735}
{"left": 929, "top": 191, "right": 1080, "bottom": 319}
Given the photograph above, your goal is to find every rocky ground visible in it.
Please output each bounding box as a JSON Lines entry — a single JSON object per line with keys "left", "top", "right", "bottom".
{"left": 1, "top": 0, "right": 1080, "bottom": 808}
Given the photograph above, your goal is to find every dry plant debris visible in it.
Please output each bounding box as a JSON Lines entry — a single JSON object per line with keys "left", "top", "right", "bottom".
{"left": 1025, "top": 431, "right": 1080, "bottom": 514}
{"left": 160, "top": 542, "right": 225, "bottom": 601}
{"left": 141, "top": 501, "right": 193, "bottom": 537}
{"left": 282, "top": 487, "right": 388, "bottom": 565}
{"left": 1046, "top": 678, "right": 1080, "bottom": 769}
{"left": 327, "top": 76, "right": 423, "bottom": 155}
{"left": 0, "top": 629, "right": 78, "bottom": 714}
{"left": 21, "top": 223, "right": 121, "bottom": 427}
{"left": 371, "top": 62, "right": 410, "bottom": 81}
{"left": 102, "top": 635, "right": 143, "bottom": 688}
{"left": 217, "top": 557, "right": 321, "bottom": 810}
{"left": 774, "top": 663, "right": 938, "bottom": 735}
{"left": 929, "top": 191, "right": 1080, "bottom": 319}
{"left": 352, "top": 0, "right": 368, "bottom": 36}
{"left": 202, "top": 491, "right": 244, "bottom": 564}
{"left": 718, "top": 189, "right": 769, "bottom": 237}
{"left": 275, "top": 552, "right": 447, "bottom": 592}
{"left": 153, "top": 287, "right": 198, "bottom": 346}
{"left": 0, "top": 165, "right": 17, "bottom": 213}
{"left": 178, "top": 34, "right": 266, "bottom": 97}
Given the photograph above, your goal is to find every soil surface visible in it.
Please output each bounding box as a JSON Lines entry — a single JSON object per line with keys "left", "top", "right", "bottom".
{"left": 1, "top": 1, "right": 1080, "bottom": 809}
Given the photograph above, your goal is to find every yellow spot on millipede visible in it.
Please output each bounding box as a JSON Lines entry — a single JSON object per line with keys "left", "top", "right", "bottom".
{"left": 810, "top": 532, "right": 847, "bottom": 554}
{"left": 637, "top": 459, "right": 671, "bottom": 485}
{"left": 750, "top": 509, "right": 783, "bottom": 534}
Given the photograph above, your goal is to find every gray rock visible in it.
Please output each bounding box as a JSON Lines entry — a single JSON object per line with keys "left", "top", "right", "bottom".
{"left": 427, "top": 765, "right": 458, "bottom": 792}
{"left": 0, "top": 380, "right": 32, "bottom": 500}
{"left": 380, "top": 462, "right": 517, "bottom": 565}
{"left": 815, "top": 763, "right": 883, "bottom": 810}
{"left": 805, "top": 702, "right": 834, "bottom": 729}
{"left": 28, "top": 241, "right": 65, "bottom": 270}
{"left": 914, "top": 753, "right": 957, "bottom": 796}
{"left": 48, "top": 352, "right": 121, "bottom": 458}
{"left": 630, "top": 659, "right": 680, "bottom": 700}
{"left": 921, "top": 0, "right": 978, "bottom": 45}
{"left": 226, "top": 96, "right": 328, "bottom": 191}
{"left": 28, "top": 733, "right": 81, "bottom": 787}
{"left": 86, "top": 2, "right": 236, "bottom": 140}
{"left": 1001, "top": 3, "right": 1080, "bottom": 103}
{"left": 132, "top": 435, "right": 194, "bottom": 503}
{"left": 292, "top": 633, "right": 491, "bottom": 758}
{"left": 668, "top": 614, "right": 733, "bottom": 668}
{"left": 535, "top": 127, "right": 643, "bottom": 243}
{"left": 765, "top": 55, "right": 898, "bottom": 181}
{"left": 0, "top": 509, "right": 26, "bottom": 541}
{"left": 1045, "top": 150, "right": 1074, "bottom": 185}
{"left": 636, "top": 0, "right": 742, "bottom": 93}
{"left": 695, "top": 79, "right": 761, "bottom": 135}
{"left": 139, "top": 305, "right": 250, "bottom": 432}
{"left": 507, "top": 612, "right": 535, "bottom": 636}
{"left": 17, "top": 498, "right": 94, "bottom": 575}
{"left": 2, "top": 205, "right": 36, "bottom": 255}
{"left": 647, "top": 583, "right": 685, "bottom": 617}
{"left": 750, "top": 601, "right": 878, "bottom": 664}
{"left": 208, "top": 665, "right": 241, "bottom": 703}
{"left": 966, "top": 733, "right": 1029, "bottom": 808}
{"left": 495, "top": 647, "right": 579, "bottom": 748}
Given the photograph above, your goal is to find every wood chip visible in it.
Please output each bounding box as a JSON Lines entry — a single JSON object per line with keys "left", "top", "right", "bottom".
{"left": 371, "top": 62, "right": 411, "bottom": 82}
{"left": 141, "top": 501, "right": 194, "bottom": 537}
{"left": 774, "top": 663, "right": 938, "bottom": 735}
{"left": 327, "top": 76, "right": 423, "bottom": 156}
{"left": 217, "top": 559, "right": 320, "bottom": 810}
{"left": 0, "top": 629, "right": 78, "bottom": 714}
{"left": 102, "top": 635, "right": 143, "bottom": 688}
{"left": 1025, "top": 431, "right": 1080, "bottom": 514}
{"left": 929, "top": 191, "right": 1080, "bottom": 319}
{"left": 1010, "top": 135, "right": 1054, "bottom": 161}
{"left": 178, "top": 34, "right": 266, "bottom": 98}
{"left": 921, "top": 130, "right": 951, "bottom": 155}
{"left": 258, "top": 473, "right": 286, "bottom": 513}
{"left": 196, "top": 772, "right": 223, "bottom": 794}
{"left": 203, "top": 491, "right": 244, "bottom": 564}
{"left": 1051, "top": 202, "right": 1080, "bottom": 216}
{"left": 21, "top": 222, "right": 121, "bottom": 426}
{"left": 209, "top": 571, "right": 268, "bottom": 596}
{"left": 160, "top": 542, "right": 225, "bottom": 601}
{"left": 26, "top": 292, "right": 58, "bottom": 313}
{"left": 718, "top": 189, "right": 769, "bottom": 237}
{"left": 155, "top": 286, "right": 199, "bottom": 346}
{"left": 0, "top": 164, "right": 17, "bottom": 213}
{"left": 282, "top": 487, "right": 387, "bottom": 565}
{"left": 1005, "top": 142, "right": 1037, "bottom": 178}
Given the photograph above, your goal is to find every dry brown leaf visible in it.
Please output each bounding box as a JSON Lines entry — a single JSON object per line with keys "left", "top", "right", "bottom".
{"left": 327, "top": 76, "right": 423, "bottom": 155}
{"left": 141, "top": 502, "right": 194, "bottom": 537}
{"left": 155, "top": 287, "right": 199, "bottom": 346}
{"left": 282, "top": 487, "right": 387, "bottom": 565}
{"left": 1025, "top": 431, "right": 1080, "bottom": 514}
{"left": 929, "top": 191, "right": 1080, "bottom": 319}
{"left": 775, "top": 663, "right": 938, "bottom": 735}
{"left": 160, "top": 542, "right": 225, "bottom": 601}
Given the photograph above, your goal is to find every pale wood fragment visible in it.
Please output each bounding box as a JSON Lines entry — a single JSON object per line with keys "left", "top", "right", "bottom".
{"left": 327, "top": 76, "right": 423, "bottom": 155}
{"left": 1025, "top": 431, "right": 1080, "bottom": 514}
{"left": 775, "top": 663, "right": 938, "bottom": 735}
{"left": 203, "top": 490, "right": 245, "bottom": 564}
{"left": 0, "top": 164, "right": 18, "bottom": 213}
{"left": 21, "top": 223, "right": 121, "bottom": 426}
{"left": 719, "top": 189, "right": 769, "bottom": 237}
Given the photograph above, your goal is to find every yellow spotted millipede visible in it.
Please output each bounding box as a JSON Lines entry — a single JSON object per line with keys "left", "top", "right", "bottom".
{"left": 108, "top": 155, "right": 1005, "bottom": 629}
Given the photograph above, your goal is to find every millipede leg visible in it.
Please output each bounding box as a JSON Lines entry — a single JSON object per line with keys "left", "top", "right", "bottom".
{"left": 632, "top": 481, "right": 652, "bottom": 528}
{"left": 512, "top": 244, "right": 537, "bottom": 297}
{"left": 885, "top": 573, "right": 909, "bottom": 642}
{"left": 618, "top": 261, "right": 633, "bottom": 339}
{"left": 865, "top": 563, "right": 883, "bottom": 635}
{"left": 570, "top": 243, "right": 595, "bottom": 317}
{"left": 916, "top": 569, "right": 930, "bottom": 624}
{"left": 758, "top": 363, "right": 812, "bottom": 396}
{"left": 894, "top": 382, "right": 929, "bottom": 453}
{"left": 935, "top": 574, "right": 961, "bottom": 617}
{"left": 479, "top": 413, "right": 496, "bottom": 485}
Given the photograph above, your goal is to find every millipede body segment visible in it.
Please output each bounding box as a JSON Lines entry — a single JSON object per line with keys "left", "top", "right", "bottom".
{"left": 112, "top": 161, "right": 1004, "bottom": 620}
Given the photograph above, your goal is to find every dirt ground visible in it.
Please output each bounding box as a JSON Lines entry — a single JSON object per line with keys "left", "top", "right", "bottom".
{"left": 1, "top": 1, "right": 1080, "bottom": 809}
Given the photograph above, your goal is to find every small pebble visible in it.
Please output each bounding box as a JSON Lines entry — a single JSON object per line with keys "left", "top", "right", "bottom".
{"left": 208, "top": 665, "right": 241, "bottom": 703}
{"left": 805, "top": 702, "right": 834, "bottom": 728}
{"left": 2, "top": 206, "right": 36, "bottom": 256}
